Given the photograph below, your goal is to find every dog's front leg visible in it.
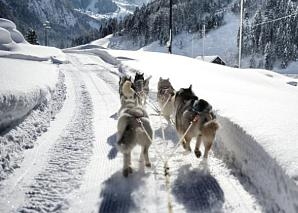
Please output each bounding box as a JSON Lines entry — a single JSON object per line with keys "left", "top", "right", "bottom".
{"left": 195, "top": 135, "right": 202, "bottom": 158}
{"left": 182, "top": 136, "right": 192, "bottom": 152}
{"left": 123, "top": 153, "right": 133, "bottom": 177}
{"left": 203, "top": 137, "right": 212, "bottom": 159}
{"left": 143, "top": 145, "right": 151, "bottom": 167}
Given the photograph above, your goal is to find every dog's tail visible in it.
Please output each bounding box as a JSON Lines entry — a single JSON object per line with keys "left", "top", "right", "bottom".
{"left": 202, "top": 120, "right": 220, "bottom": 135}
{"left": 117, "top": 115, "right": 136, "bottom": 153}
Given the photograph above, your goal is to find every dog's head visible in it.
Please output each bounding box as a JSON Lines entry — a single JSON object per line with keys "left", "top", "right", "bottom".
{"left": 174, "top": 85, "right": 198, "bottom": 109}
{"left": 158, "top": 77, "right": 173, "bottom": 90}
{"left": 119, "top": 75, "right": 132, "bottom": 86}
{"left": 134, "top": 72, "right": 144, "bottom": 82}
{"left": 176, "top": 85, "right": 197, "bottom": 101}
{"left": 119, "top": 75, "right": 132, "bottom": 94}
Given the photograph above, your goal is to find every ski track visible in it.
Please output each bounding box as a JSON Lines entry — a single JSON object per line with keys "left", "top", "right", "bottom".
{"left": 0, "top": 63, "right": 95, "bottom": 212}
{"left": 18, "top": 69, "right": 94, "bottom": 212}
{"left": 1, "top": 52, "right": 263, "bottom": 213}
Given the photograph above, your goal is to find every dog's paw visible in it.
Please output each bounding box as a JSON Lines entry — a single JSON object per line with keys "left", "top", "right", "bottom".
{"left": 128, "top": 167, "right": 133, "bottom": 174}
{"left": 194, "top": 149, "right": 202, "bottom": 158}
{"left": 123, "top": 169, "right": 129, "bottom": 177}
{"left": 123, "top": 167, "right": 133, "bottom": 177}
{"left": 182, "top": 150, "right": 191, "bottom": 155}
{"left": 145, "top": 162, "right": 151, "bottom": 168}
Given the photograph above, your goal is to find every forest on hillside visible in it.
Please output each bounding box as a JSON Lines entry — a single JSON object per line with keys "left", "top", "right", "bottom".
{"left": 240, "top": 0, "right": 298, "bottom": 69}
{"left": 85, "top": 0, "right": 232, "bottom": 47}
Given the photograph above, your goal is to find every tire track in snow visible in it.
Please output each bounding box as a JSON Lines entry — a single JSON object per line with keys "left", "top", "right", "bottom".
{"left": 17, "top": 70, "right": 95, "bottom": 212}
{"left": 0, "top": 70, "right": 75, "bottom": 213}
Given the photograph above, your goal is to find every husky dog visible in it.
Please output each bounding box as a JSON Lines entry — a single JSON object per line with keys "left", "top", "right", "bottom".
{"left": 118, "top": 77, "right": 137, "bottom": 115}
{"left": 133, "top": 72, "right": 151, "bottom": 106}
{"left": 117, "top": 82, "right": 153, "bottom": 177}
{"left": 174, "top": 85, "right": 219, "bottom": 159}
{"left": 122, "top": 80, "right": 136, "bottom": 99}
{"left": 119, "top": 75, "right": 134, "bottom": 98}
{"left": 157, "top": 77, "right": 175, "bottom": 121}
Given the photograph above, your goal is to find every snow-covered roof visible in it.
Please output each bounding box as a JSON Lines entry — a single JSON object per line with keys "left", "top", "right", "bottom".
{"left": 195, "top": 55, "right": 226, "bottom": 64}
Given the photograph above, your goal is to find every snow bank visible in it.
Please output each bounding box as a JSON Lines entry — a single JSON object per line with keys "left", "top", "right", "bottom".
{"left": 106, "top": 49, "right": 298, "bottom": 212}
{"left": 0, "top": 58, "right": 59, "bottom": 131}
{"left": 0, "top": 27, "right": 13, "bottom": 44}
{"left": 214, "top": 116, "right": 298, "bottom": 212}
{"left": 0, "top": 18, "right": 26, "bottom": 46}
{"left": 0, "top": 58, "right": 66, "bottom": 180}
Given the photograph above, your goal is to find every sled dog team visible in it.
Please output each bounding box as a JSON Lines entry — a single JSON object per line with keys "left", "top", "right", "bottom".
{"left": 117, "top": 73, "right": 220, "bottom": 177}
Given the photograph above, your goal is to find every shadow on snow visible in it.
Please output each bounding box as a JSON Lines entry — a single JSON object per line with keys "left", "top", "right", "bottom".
{"left": 98, "top": 170, "right": 147, "bottom": 213}
{"left": 107, "top": 132, "right": 118, "bottom": 159}
{"left": 154, "top": 124, "right": 179, "bottom": 144}
{"left": 172, "top": 164, "right": 225, "bottom": 213}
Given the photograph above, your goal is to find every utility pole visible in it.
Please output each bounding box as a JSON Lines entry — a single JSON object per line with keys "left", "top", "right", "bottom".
{"left": 43, "top": 21, "right": 51, "bottom": 46}
{"left": 167, "top": 0, "right": 173, "bottom": 54}
{"left": 238, "top": 0, "right": 244, "bottom": 68}
{"left": 202, "top": 24, "right": 205, "bottom": 61}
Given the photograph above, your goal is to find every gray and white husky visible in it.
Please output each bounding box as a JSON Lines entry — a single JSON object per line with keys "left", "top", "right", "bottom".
{"left": 117, "top": 81, "right": 153, "bottom": 177}
{"left": 157, "top": 77, "right": 175, "bottom": 121}
{"left": 174, "top": 85, "right": 219, "bottom": 159}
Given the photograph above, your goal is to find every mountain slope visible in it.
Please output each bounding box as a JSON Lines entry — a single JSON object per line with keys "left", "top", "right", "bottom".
{"left": 0, "top": 0, "right": 101, "bottom": 47}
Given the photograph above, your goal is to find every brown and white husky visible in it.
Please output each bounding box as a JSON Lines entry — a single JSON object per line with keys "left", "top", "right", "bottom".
{"left": 174, "top": 85, "right": 219, "bottom": 159}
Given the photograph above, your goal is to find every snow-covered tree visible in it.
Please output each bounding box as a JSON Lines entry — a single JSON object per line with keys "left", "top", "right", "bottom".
{"left": 264, "top": 42, "right": 274, "bottom": 70}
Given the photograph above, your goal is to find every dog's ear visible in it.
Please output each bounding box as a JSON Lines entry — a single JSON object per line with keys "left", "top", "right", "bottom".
{"left": 159, "top": 77, "right": 162, "bottom": 81}
{"left": 167, "top": 78, "right": 169, "bottom": 81}
{"left": 189, "top": 84, "right": 192, "bottom": 90}
{"left": 129, "top": 76, "right": 131, "bottom": 80}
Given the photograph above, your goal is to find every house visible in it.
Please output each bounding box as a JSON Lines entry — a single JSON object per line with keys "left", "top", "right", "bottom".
{"left": 195, "top": 55, "right": 226, "bottom": 65}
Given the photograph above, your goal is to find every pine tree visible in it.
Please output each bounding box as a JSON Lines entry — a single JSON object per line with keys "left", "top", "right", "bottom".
{"left": 264, "top": 42, "right": 274, "bottom": 70}
{"left": 242, "top": 16, "right": 252, "bottom": 55}
{"left": 249, "top": 55, "right": 256, "bottom": 68}
{"left": 251, "top": 9, "right": 262, "bottom": 51}
{"left": 26, "top": 29, "right": 39, "bottom": 45}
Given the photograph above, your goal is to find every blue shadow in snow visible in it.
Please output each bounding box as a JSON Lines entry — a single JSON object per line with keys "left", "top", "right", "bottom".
{"left": 107, "top": 133, "right": 118, "bottom": 159}
{"left": 172, "top": 164, "right": 225, "bottom": 213}
{"left": 110, "top": 112, "right": 118, "bottom": 120}
{"left": 98, "top": 170, "right": 146, "bottom": 213}
{"left": 154, "top": 124, "right": 179, "bottom": 144}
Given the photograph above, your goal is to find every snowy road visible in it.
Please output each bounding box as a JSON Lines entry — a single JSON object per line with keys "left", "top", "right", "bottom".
{"left": 1, "top": 53, "right": 263, "bottom": 212}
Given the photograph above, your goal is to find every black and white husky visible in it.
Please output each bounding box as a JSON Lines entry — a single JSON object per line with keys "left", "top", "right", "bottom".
{"left": 117, "top": 78, "right": 153, "bottom": 177}
{"left": 133, "top": 72, "right": 151, "bottom": 106}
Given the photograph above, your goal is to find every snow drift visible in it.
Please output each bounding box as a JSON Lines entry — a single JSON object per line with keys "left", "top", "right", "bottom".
{"left": 0, "top": 19, "right": 67, "bottom": 180}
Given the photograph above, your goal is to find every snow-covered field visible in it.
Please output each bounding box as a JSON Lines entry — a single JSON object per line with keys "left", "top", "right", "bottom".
{"left": 1, "top": 19, "right": 298, "bottom": 212}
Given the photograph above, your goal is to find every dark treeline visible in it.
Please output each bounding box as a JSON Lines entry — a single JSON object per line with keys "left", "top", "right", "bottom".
{"left": 239, "top": 0, "right": 298, "bottom": 69}
{"left": 97, "top": 0, "right": 231, "bottom": 47}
